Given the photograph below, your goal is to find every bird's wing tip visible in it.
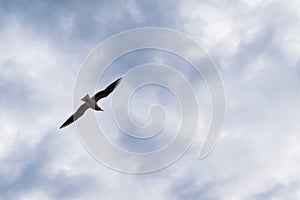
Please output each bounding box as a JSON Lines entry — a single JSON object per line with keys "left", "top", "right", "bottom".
{"left": 115, "top": 77, "right": 122, "bottom": 86}
{"left": 59, "top": 123, "right": 67, "bottom": 129}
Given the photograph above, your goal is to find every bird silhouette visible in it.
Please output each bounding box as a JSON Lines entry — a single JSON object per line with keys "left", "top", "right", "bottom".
{"left": 60, "top": 77, "right": 122, "bottom": 129}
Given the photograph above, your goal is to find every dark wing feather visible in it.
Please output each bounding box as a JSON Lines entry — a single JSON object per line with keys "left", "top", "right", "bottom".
{"left": 92, "top": 78, "right": 122, "bottom": 102}
{"left": 60, "top": 104, "right": 89, "bottom": 129}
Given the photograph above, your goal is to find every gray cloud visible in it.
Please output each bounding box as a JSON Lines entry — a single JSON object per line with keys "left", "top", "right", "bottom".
{"left": 249, "top": 181, "right": 300, "bottom": 200}
{"left": 0, "top": 0, "right": 182, "bottom": 54}
{"left": 0, "top": 133, "right": 100, "bottom": 200}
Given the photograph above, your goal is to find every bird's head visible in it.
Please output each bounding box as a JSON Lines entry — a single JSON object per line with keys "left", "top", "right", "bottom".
{"left": 81, "top": 94, "right": 91, "bottom": 102}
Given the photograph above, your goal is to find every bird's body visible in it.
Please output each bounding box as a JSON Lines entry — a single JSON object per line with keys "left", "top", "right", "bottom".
{"left": 60, "top": 78, "right": 122, "bottom": 129}
{"left": 81, "top": 94, "right": 102, "bottom": 110}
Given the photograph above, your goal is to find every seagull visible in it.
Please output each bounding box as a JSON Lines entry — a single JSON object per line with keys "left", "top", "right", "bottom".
{"left": 60, "top": 77, "right": 122, "bottom": 129}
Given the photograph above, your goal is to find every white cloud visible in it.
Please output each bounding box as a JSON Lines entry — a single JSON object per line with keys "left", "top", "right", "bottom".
{"left": 179, "top": 0, "right": 300, "bottom": 199}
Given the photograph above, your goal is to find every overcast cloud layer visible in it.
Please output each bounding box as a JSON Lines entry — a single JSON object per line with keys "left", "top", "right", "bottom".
{"left": 1, "top": 0, "right": 300, "bottom": 199}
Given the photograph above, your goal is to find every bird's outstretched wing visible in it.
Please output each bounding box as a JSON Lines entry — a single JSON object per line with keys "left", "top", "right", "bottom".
{"left": 60, "top": 104, "right": 89, "bottom": 129}
{"left": 92, "top": 78, "right": 122, "bottom": 102}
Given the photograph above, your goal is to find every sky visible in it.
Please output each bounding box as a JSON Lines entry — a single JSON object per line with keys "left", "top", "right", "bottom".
{"left": 1, "top": 0, "right": 300, "bottom": 199}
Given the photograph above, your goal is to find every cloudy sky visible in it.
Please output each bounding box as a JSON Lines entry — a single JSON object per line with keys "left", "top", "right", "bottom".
{"left": 1, "top": 0, "right": 300, "bottom": 199}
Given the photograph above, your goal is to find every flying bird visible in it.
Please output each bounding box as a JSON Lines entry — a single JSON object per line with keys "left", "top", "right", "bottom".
{"left": 60, "top": 78, "right": 122, "bottom": 129}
